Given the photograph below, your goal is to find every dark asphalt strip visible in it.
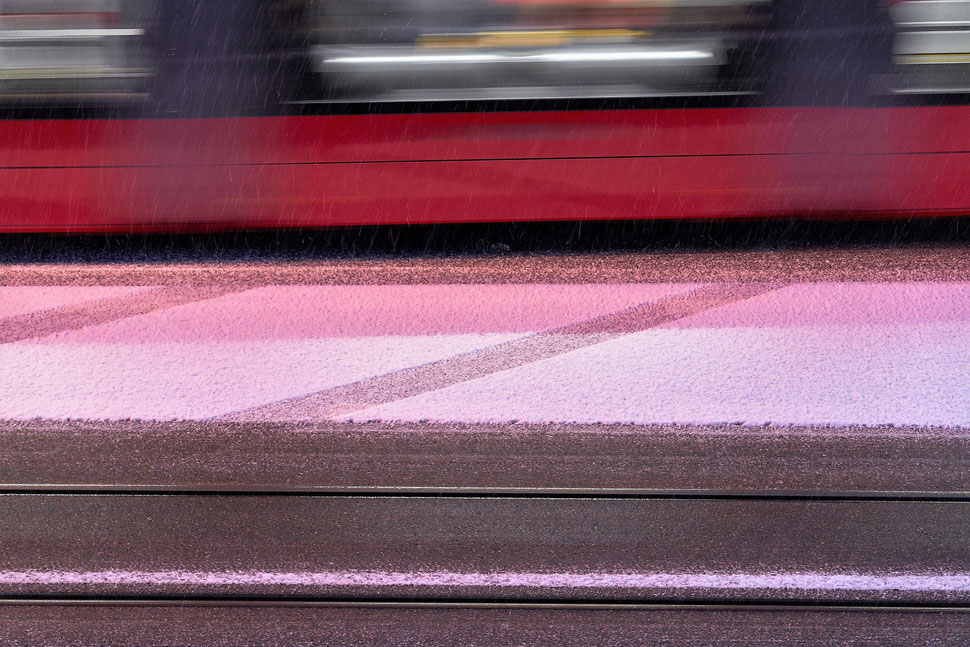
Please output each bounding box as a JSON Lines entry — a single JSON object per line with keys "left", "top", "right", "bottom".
{"left": 4, "top": 599, "right": 970, "bottom": 609}
{"left": 1, "top": 495, "right": 968, "bottom": 604}
{"left": 222, "top": 283, "right": 784, "bottom": 422}
{"left": 2, "top": 488, "right": 970, "bottom": 505}
{"left": 1, "top": 488, "right": 968, "bottom": 501}
{"left": 2, "top": 602, "right": 968, "bottom": 647}
{"left": 2, "top": 246, "right": 970, "bottom": 285}
{"left": 3, "top": 420, "right": 969, "bottom": 495}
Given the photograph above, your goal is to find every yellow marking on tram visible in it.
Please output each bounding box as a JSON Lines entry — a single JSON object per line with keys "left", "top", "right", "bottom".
{"left": 897, "top": 53, "right": 970, "bottom": 64}
{"left": 418, "top": 29, "right": 646, "bottom": 49}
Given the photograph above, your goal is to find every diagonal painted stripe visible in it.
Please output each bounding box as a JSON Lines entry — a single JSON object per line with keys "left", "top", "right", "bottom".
{"left": 0, "top": 285, "right": 250, "bottom": 344}
{"left": 224, "top": 283, "right": 784, "bottom": 422}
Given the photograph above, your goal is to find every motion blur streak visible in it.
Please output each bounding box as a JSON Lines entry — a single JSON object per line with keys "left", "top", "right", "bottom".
{"left": 2, "top": 0, "right": 970, "bottom": 230}
{"left": 3, "top": 106, "right": 970, "bottom": 232}
{"left": 325, "top": 49, "right": 714, "bottom": 65}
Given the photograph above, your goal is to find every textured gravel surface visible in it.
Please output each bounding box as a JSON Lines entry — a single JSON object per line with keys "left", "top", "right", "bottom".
{"left": 3, "top": 245, "right": 970, "bottom": 285}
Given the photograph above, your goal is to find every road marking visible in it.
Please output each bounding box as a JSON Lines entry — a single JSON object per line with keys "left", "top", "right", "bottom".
{"left": 0, "top": 336, "right": 521, "bottom": 420}
{"left": 346, "top": 283, "right": 970, "bottom": 427}
{"left": 225, "top": 283, "right": 783, "bottom": 422}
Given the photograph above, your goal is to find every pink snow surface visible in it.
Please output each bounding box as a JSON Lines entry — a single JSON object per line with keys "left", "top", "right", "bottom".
{"left": 0, "top": 286, "right": 149, "bottom": 319}
{"left": 35, "top": 283, "right": 699, "bottom": 343}
{"left": 1, "top": 283, "right": 697, "bottom": 420}
{"left": 0, "top": 336, "right": 521, "bottom": 420}
{"left": 664, "top": 283, "right": 970, "bottom": 328}
{"left": 345, "top": 283, "right": 970, "bottom": 428}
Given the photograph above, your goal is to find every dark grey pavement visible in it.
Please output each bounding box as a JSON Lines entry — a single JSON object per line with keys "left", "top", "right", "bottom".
{"left": 2, "top": 420, "right": 969, "bottom": 497}
{"left": 2, "top": 603, "right": 969, "bottom": 647}
{"left": 2, "top": 494, "right": 969, "bottom": 603}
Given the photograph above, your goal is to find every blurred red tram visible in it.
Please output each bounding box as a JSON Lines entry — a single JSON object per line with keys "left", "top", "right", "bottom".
{"left": 1, "top": 0, "right": 970, "bottom": 232}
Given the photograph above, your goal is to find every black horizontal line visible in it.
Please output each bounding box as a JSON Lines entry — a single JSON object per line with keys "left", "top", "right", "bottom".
{"left": 1, "top": 486, "right": 967, "bottom": 502}
{"left": 4, "top": 149, "right": 970, "bottom": 171}
{"left": 1, "top": 595, "right": 968, "bottom": 612}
